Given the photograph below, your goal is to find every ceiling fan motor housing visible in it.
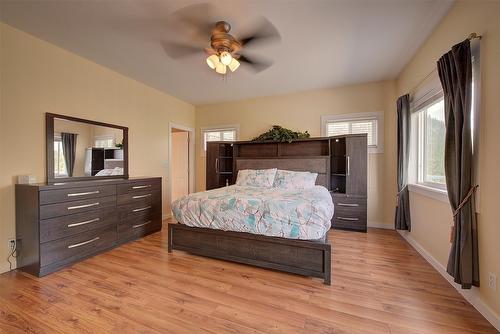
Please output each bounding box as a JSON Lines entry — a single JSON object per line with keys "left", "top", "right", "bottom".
{"left": 211, "top": 21, "right": 241, "bottom": 55}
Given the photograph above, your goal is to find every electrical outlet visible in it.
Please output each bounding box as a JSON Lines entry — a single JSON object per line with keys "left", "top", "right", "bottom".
{"left": 488, "top": 272, "right": 497, "bottom": 291}
{"left": 8, "top": 239, "right": 16, "bottom": 252}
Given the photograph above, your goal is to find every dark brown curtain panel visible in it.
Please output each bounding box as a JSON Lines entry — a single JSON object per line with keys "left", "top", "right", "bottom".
{"left": 61, "top": 132, "right": 77, "bottom": 177}
{"left": 437, "top": 39, "right": 479, "bottom": 289}
{"left": 395, "top": 94, "right": 411, "bottom": 231}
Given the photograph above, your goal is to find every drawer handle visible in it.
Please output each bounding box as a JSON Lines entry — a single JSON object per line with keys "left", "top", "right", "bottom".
{"left": 132, "top": 185, "right": 151, "bottom": 190}
{"left": 132, "top": 206, "right": 151, "bottom": 213}
{"left": 337, "top": 217, "right": 359, "bottom": 221}
{"left": 67, "top": 237, "right": 100, "bottom": 249}
{"left": 67, "top": 218, "right": 100, "bottom": 228}
{"left": 132, "top": 194, "right": 151, "bottom": 199}
{"left": 338, "top": 203, "right": 359, "bottom": 207}
{"left": 67, "top": 190, "right": 100, "bottom": 197}
{"left": 132, "top": 220, "right": 152, "bottom": 229}
{"left": 67, "top": 202, "right": 100, "bottom": 210}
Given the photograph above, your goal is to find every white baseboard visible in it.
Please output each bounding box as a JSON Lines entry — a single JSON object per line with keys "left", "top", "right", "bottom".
{"left": 368, "top": 221, "right": 393, "bottom": 229}
{"left": 162, "top": 213, "right": 172, "bottom": 221}
{"left": 398, "top": 230, "right": 500, "bottom": 331}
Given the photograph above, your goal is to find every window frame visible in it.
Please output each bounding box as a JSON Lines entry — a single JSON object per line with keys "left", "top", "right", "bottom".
{"left": 413, "top": 96, "right": 447, "bottom": 191}
{"left": 320, "top": 112, "right": 384, "bottom": 153}
{"left": 200, "top": 124, "right": 239, "bottom": 156}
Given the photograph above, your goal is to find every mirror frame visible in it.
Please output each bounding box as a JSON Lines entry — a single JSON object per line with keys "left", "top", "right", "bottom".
{"left": 46, "top": 113, "right": 129, "bottom": 183}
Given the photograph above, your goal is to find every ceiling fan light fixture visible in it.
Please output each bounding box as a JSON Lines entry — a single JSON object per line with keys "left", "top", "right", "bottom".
{"left": 228, "top": 58, "right": 240, "bottom": 72}
{"left": 219, "top": 51, "right": 233, "bottom": 66}
{"left": 215, "top": 62, "right": 227, "bottom": 74}
{"left": 206, "top": 55, "right": 219, "bottom": 69}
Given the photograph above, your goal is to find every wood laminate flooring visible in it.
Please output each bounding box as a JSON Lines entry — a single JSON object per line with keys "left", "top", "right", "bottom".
{"left": 0, "top": 221, "right": 497, "bottom": 333}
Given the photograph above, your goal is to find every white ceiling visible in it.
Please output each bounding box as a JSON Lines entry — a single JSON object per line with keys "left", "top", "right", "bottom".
{"left": 0, "top": 0, "right": 453, "bottom": 105}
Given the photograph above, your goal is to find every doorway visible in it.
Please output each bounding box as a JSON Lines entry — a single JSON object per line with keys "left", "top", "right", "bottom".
{"left": 168, "top": 124, "right": 195, "bottom": 218}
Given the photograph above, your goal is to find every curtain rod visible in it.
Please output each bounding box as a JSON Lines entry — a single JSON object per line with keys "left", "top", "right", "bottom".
{"left": 409, "top": 32, "right": 481, "bottom": 96}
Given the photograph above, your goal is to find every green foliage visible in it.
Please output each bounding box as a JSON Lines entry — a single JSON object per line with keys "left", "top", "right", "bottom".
{"left": 252, "top": 125, "right": 310, "bottom": 142}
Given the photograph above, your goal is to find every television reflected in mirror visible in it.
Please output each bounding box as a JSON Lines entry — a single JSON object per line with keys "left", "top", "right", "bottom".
{"left": 46, "top": 113, "right": 128, "bottom": 182}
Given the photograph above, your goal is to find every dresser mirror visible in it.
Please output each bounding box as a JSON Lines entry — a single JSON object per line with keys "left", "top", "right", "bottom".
{"left": 46, "top": 113, "right": 129, "bottom": 182}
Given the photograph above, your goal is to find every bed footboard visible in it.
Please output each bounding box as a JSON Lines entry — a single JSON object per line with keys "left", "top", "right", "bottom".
{"left": 167, "top": 223, "right": 331, "bottom": 285}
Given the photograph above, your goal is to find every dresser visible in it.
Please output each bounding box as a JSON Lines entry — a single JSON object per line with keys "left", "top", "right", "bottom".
{"left": 15, "top": 177, "right": 162, "bottom": 276}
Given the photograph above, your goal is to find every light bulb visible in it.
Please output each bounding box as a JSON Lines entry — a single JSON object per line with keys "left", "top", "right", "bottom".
{"left": 219, "top": 51, "right": 233, "bottom": 66}
{"left": 206, "top": 55, "right": 219, "bottom": 69}
{"left": 228, "top": 58, "right": 240, "bottom": 72}
{"left": 215, "top": 62, "right": 227, "bottom": 74}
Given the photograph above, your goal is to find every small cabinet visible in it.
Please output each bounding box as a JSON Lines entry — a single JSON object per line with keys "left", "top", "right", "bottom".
{"left": 330, "top": 134, "right": 367, "bottom": 232}
{"left": 206, "top": 142, "right": 234, "bottom": 190}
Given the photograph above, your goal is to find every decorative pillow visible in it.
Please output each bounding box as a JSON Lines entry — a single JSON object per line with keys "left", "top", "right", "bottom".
{"left": 235, "top": 168, "right": 277, "bottom": 188}
{"left": 273, "top": 170, "right": 318, "bottom": 189}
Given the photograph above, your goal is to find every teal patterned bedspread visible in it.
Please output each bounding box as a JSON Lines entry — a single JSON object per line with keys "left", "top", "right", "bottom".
{"left": 172, "top": 185, "right": 334, "bottom": 240}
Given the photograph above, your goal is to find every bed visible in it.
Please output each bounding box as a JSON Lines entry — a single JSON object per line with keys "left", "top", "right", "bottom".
{"left": 169, "top": 163, "right": 334, "bottom": 284}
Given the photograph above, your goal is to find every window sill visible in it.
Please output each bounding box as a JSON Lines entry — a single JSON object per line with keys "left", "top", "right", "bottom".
{"left": 408, "top": 183, "right": 448, "bottom": 204}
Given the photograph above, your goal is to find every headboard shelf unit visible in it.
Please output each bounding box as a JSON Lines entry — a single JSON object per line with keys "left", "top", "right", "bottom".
{"left": 206, "top": 135, "right": 367, "bottom": 231}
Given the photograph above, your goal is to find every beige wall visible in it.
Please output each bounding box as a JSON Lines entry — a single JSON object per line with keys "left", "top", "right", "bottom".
{"left": 397, "top": 1, "right": 500, "bottom": 318}
{"left": 196, "top": 80, "right": 398, "bottom": 228}
{"left": 0, "top": 23, "right": 195, "bottom": 272}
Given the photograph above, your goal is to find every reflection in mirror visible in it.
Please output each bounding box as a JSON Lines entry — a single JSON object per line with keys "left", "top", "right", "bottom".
{"left": 53, "top": 118, "right": 125, "bottom": 178}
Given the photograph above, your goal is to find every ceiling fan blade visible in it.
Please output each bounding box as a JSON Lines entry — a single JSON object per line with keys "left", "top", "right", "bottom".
{"left": 238, "top": 17, "right": 281, "bottom": 47}
{"left": 160, "top": 41, "right": 204, "bottom": 59}
{"left": 169, "top": 3, "right": 215, "bottom": 40}
{"left": 238, "top": 54, "right": 273, "bottom": 73}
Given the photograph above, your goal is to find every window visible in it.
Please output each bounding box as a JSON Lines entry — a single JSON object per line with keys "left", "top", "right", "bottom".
{"left": 201, "top": 126, "right": 238, "bottom": 153}
{"left": 54, "top": 137, "right": 68, "bottom": 177}
{"left": 414, "top": 98, "right": 446, "bottom": 189}
{"left": 94, "top": 135, "right": 115, "bottom": 148}
{"left": 321, "top": 112, "right": 384, "bottom": 153}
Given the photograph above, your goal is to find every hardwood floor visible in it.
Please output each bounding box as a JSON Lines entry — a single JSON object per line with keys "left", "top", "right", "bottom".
{"left": 0, "top": 221, "right": 496, "bottom": 334}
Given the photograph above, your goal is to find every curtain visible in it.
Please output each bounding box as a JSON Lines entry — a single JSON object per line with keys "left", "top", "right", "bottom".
{"left": 61, "top": 133, "right": 77, "bottom": 177}
{"left": 437, "top": 39, "right": 479, "bottom": 289}
{"left": 395, "top": 94, "right": 412, "bottom": 231}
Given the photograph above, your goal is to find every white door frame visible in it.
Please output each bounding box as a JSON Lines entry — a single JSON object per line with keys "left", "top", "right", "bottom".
{"left": 168, "top": 123, "right": 195, "bottom": 218}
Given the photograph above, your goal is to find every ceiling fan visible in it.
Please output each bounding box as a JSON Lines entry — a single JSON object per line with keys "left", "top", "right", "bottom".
{"left": 161, "top": 4, "right": 281, "bottom": 75}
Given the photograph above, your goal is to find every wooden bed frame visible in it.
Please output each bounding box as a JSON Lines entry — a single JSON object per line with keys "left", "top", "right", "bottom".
{"left": 168, "top": 223, "right": 331, "bottom": 285}
{"left": 168, "top": 143, "right": 332, "bottom": 285}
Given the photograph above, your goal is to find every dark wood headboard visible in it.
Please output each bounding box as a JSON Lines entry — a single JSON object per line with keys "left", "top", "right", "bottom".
{"left": 235, "top": 157, "right": 330, "bottom": 188}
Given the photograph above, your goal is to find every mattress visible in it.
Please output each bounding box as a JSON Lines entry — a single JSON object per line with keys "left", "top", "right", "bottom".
{"left": 171, "top": 185, "right": 334, "bottom": 240}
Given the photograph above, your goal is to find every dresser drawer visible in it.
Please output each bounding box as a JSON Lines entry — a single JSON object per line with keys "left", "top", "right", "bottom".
{"left": 40, "top": 226, "right": 116, "bottom": 267}
{"left": 117, "top": 190, "right": 160, "bottom": 206}
{"left": 40, "top": 195, "right": 116, "bottom": 220}
{"left": 40, "top": 185, "right": 116, "bottom": 205}
{"left": 117, "top": 179, "right": 161, "bottom": 194}
{"left": 40, "top": 208, "right": 117, "bottom": 243}
{"left": 118, "top": 211, "right": 161, "bottom": 242}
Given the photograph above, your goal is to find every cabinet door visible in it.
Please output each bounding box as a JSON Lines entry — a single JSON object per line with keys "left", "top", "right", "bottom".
{"left": 346, "top": 136, "right": 367, "bottom": 196}
{"left": 206, "top": 142, "right": 219, "bottom": 190}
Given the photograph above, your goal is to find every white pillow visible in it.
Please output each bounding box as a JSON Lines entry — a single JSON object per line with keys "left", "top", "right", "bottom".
{"left": 235, "top": 168, "right": 277, "bottom": 188}
{"left": 273, "top": 170, "right": 318, "bottom": 190}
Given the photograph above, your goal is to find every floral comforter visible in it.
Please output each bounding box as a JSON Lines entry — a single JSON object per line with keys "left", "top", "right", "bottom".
{"left": 171, "top": 185, "right": 334, "bottom": 240}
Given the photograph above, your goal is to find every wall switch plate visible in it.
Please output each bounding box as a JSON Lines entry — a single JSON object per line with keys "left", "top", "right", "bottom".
{"left": 488, "top": 272, "right": 497, "bottom": 291}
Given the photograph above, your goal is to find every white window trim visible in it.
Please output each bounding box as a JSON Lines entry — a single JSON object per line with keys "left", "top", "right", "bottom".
{"left": 320, "top": 112, "right": 384, "bottom": 153}
{"left": 408, "top": 183, "right": 448, "bottom": 203}
{"left": 200, "top": 124, "right": 239, "bottom": 157}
